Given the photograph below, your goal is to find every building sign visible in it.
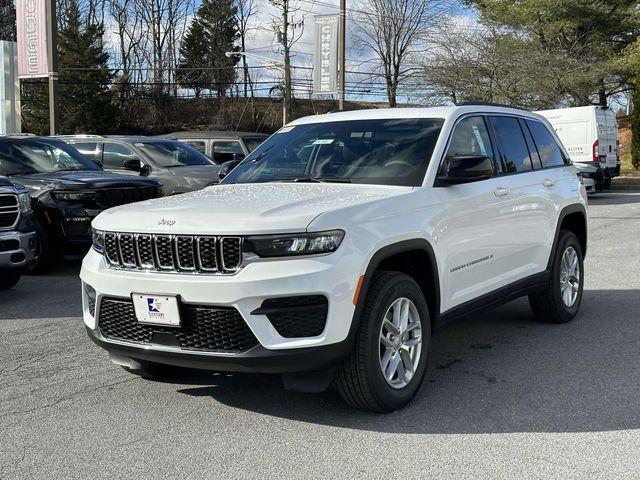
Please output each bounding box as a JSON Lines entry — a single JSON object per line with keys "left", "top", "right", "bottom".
{"left": 313, "top": 15, "right": 339, "bottom": 95}
{"left": 16, "top": 0, "right": 50, "bottom": 78}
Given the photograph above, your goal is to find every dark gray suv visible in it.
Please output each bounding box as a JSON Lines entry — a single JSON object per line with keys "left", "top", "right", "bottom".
{"left": 59, "top": 136, "right": 219, "bottom": 195}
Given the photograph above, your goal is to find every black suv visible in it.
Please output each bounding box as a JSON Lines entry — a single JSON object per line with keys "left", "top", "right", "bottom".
{"left": 0, "top": 137, "right": 162, "bottom": 270}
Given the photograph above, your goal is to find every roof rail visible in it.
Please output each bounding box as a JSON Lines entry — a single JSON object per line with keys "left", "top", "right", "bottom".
{"left": 455, "top": 102, "right": 530, "bottom": 112}
{"left": 52, "top": 134, "right": 104, "bottom": 138}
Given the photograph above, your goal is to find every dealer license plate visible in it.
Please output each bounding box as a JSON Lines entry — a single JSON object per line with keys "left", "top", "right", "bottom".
{"left": 132, "top": 294, "right": 181, "bottom": 327}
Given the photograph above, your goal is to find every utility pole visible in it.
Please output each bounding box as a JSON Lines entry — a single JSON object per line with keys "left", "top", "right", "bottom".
{"left": 46, "top": 0, "right": 59, "bottom": 135}
{"left": 338, "top": 0, "right": 346, "bottom": 111}
{"left": 281, "top": 0, "right": 291, "bottom": 125}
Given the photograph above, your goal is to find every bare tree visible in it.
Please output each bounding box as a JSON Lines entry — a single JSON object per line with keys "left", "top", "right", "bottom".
{"left": 234, "top": 0, "right": 257, "bottom": 98}
{"left": 269, "top": 0, "right": 304, "bottom": 123}
{"left": 353, "top": 0, "right": 446, "bottom": 107}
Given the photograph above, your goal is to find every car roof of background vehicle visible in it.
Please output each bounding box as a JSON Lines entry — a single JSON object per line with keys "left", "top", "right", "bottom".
{"left": 159, "top": 131, "right": 269, "bottom": 139}
{"left": 287, "top": 105, "right": 548, "bottom": 126}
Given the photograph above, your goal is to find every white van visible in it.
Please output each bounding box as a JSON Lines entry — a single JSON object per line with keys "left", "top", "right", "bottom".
{"left": 536, "top": 106, "right": 620, "bottom": 188}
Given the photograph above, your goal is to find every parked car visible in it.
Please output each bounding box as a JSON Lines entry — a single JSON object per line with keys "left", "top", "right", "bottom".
{"left": 160, "top": 131, "right": 269, "bottom": 165}
{"left": 536, "top": 106, "right": 620, "bottom": 189}
{"left": 81, "top": 105, "right": 587, "bottom": 412}
{"left": 0, "top": 176, "right": 38, "bottom": 289}
{"left": 0, "top": 136, "right": 162, "bottom": 271}
{"left": 59, "top": 136, "right": 218, "bottom": 195}
{"left": 574, "top": 162, "right": 604, "bottom": 194}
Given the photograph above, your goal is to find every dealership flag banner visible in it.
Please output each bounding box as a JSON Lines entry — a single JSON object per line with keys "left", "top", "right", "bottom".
{"left": 16, "top": 0, "right": 50, "bottom": 78}
{"left": 313, "top": 15, "right": 339, "bottom": 95}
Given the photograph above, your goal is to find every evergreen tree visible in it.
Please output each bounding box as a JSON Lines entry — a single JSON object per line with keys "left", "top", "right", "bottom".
{"left": 57, "top": 0, "right": 116, "bottom": 133}
{"left": 0, "top": 0, "right": 16, "bottom": 41}
{"left": 177, "top": 0, "right": 239, "bottom": 97}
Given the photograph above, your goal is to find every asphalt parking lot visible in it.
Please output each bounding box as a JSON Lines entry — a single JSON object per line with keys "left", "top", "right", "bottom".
{"left": 1, "top": 192, "right": 639, "bottom": 479}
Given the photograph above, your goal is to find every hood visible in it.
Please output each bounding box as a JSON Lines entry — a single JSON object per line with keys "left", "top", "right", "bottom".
{"left": 93, "top": 182, "right": 413, "bottom": 234}
{"left": 11, "top": 170, "right": 161, "bottom": 194}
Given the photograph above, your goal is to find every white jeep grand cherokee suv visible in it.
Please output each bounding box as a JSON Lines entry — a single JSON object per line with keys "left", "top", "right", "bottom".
{"left": 81, "top": 105, "right": 587, "bottom": 412}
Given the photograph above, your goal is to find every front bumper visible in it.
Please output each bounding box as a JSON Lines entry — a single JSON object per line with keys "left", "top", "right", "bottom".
{"left": 85, "top": 326, "right": 351, "bottom": 373}
{"left": 80, "top": 246, "right": 364, "bottom": 372}
{"left": 0, "top": 230, "right": 37, "bottom": 269}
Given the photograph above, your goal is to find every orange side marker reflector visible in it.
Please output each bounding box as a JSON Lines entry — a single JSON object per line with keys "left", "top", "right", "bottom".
{"left": 353, "top": 275, "right": 365, "bottom": 306}
{"left": 44, "top": 210, "right": 52, "bottom": 224}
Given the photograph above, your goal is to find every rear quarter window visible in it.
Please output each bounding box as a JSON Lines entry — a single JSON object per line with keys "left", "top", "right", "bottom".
{"left": 526, "top": 120, "right": 568, "bottom": 168}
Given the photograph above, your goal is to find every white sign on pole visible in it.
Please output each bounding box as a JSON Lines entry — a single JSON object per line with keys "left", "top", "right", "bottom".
{"left": 313, "top": 15, "right": 339, "bottom": 95}
{"left": 16, "top": 0, "right": 50, "bottom": 78}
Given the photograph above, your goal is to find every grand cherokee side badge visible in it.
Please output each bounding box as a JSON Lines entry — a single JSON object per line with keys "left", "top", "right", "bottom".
{"left": 158, "top": 219, "right": 176, "bottom": 226}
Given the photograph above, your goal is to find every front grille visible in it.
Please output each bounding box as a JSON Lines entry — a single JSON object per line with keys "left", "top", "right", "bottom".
{"left": 0, "top": 194, "right": 19, "bottom": 229}
{"left": 96, "top": 187, "right": 159, "bottom": 209}
{"left": 103, "top": 232, "right": 242, "bottom": 274}
{"left": 98, "top": 297, "right": 259, "bottom": 353}
{"left": 62, "top": 218, "right": 92, "bottom": 239}
{"left": 257, "top": 296, "right": 328, "bottom": 338}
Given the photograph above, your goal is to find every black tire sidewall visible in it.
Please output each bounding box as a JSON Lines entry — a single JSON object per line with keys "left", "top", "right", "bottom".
{"left": 551, "top": 231, "right": 584, "bottom": 321}
{"left": 362, "top": 274, "right": 431, "bottom": 410}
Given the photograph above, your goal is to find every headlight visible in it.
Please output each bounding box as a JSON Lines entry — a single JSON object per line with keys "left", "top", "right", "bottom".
{"left": 52, "top": 190, "right": 94, "bottom": 201}
{"left": 244, "top": 230, "right": 344, "bottom": 258}
{"left": 17, "top": 192, "right": 32, "bottom": 213}
{"left": 92, "top": 229, "right": 105, "bottom": 253}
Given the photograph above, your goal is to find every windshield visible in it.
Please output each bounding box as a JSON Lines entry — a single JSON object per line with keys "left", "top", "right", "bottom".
{"left": 136, "top": 141, "right": 213, "bottom": 167}
{"left": 0, "top": 139, "right": 100, "bottom": 175}
{"left": 242, "top": 136, "right": 267, "bottom": 153}
{"left": 223, "top": 119, "right": 444, "bottom": 186}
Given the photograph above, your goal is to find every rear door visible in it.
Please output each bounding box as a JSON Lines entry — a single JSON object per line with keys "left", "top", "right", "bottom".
{"left": 435, "top": 115, "right": 516, "bottom": 311}
{"left": 595, "top": 109, "right": 617, "bottom": 170}
{"left": 512, "top": 118, "right": 576, "bottom": 277}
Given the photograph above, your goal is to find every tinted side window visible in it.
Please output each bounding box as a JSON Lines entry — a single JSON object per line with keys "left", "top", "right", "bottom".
{"left": 103, "top": 143, "right": 138, "bottom": 169}
{"left": 184, "top": 140, "right": 206, "bottom": 154}
{"left": 490, "top": 116, "right": 532, "bottom": 173}
{"left": 212, "top": 141, "right": 245, "bottom": 164}
{"left": 519, "top": 119, "right": 542, "bottom": 169}
{"left": 446, "top": 116, "right": 495, "bottom": 160}
{"left": 526, "top": 120, "right": 567, "bottom": 168}
{"left": 72, "top": 142, "right": 101, "bottom": 163}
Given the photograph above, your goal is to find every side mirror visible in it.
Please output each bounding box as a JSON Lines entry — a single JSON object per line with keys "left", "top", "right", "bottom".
{"left": 218, "top": 159, "right": 242, "bottom": 180}
{"left": 436, "top": 155, "right": 494, "bottom": 185}
{"left": 123, "top": 159, "right": 143, "bottom": 172}
{"left": 91, "top": 159, "right": 102, "bottom": 168}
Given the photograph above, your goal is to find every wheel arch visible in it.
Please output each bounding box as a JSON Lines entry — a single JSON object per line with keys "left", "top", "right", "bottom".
{"left": 548, "top": 204, "right": 588, "bottom": 270}
{"left": 350, "top": 239, "right": 441, "bottom": 338}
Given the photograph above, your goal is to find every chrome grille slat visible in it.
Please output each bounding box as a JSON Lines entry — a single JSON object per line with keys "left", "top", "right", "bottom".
{"left": 0, "top": 194, "right": 19, "bottom": 230}
{"left": 118, "top": 233, "right": 137, "bottom": 267}
{"left": 102, "top": 232, "right": 244, "bottom": 274}
{"left": 196, "top": 236, "right": 218, "bottom": 272}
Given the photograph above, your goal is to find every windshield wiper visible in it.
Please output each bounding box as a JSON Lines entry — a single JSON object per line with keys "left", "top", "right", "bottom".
{"left": 287, "top": 176, "right": 351, "bottom": 184}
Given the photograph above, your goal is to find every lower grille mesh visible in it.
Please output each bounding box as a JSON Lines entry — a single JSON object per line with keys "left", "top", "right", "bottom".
{"left": 98, "top": 297, "right": 259, "bottom": 353}
{"left": 259, "top": 296, "right": 328, "bottom": 338}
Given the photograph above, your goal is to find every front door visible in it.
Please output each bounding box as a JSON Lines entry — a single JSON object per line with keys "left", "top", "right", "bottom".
{"left": 435, "top": 115, "right": 516, "bottom": 312}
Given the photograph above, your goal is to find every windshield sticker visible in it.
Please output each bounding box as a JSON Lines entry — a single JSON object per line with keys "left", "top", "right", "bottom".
{"left": 277, "top": 126, "right": 295, "bottom": 134}
{"left": 471, "top": 125, "right": 488, "bottom": 156}
{"left": 312, "top": 139, "right": 335, "bottom": 145}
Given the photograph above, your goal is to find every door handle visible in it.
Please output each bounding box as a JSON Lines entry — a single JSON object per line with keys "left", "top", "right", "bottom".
{"left": 543, "top": 179, "right": 556, "bottom": 188}
{"left": 493, "top": 186, "right": 511, "bottom": 197}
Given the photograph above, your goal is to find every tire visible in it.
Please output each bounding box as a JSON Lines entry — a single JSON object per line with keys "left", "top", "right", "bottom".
{"left": 529, "top": 230, "right": 584, "bottom": 323}
{"left": 336, "top": 271, "right": 431, "bottom": 412}
{"left": 0, "top": 269, "right": 21, "bottom": 290}
{"left": 27, "top": 221, "right": 55, "bottom": 274}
